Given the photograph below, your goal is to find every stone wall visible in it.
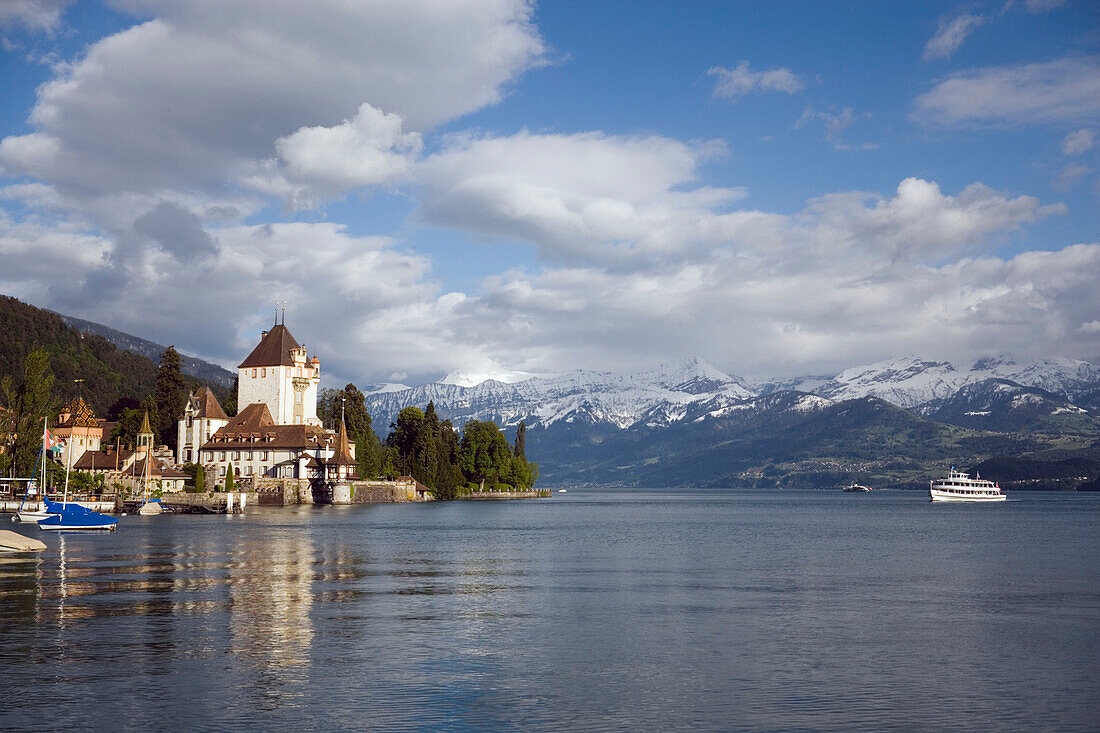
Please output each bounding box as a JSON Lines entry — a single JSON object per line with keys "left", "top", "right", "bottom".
{"left": 460, "top": 490, "right": 551, "bottom": 500}
{"left": 350, "top": 478, "right": 429, "bottom": 504}
{"left": 241, "top": 476, "right": 312, "bottom": 505}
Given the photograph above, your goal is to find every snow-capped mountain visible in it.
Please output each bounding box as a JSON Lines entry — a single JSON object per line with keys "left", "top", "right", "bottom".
{"left": 362, "top": 354, "right": 1098, "bottom": 436}
{"left": 364, "top": 356, "right": 752, "bottom": 431}
{"left": 814, "top": 355, "right": 1100, "bottom": 410}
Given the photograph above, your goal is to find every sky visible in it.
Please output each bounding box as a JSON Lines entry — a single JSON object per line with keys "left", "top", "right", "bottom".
{"left": 1, "top": 0, "right": 1098, "bottom": 387}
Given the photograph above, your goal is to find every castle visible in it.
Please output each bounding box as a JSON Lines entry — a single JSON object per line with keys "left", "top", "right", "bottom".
{"left": 178, "top": 321, "right": 356, "bottom": 486}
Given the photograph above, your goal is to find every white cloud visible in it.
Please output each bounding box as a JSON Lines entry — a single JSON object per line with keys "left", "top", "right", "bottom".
{"left": 246, "top": 103, "right": 423, "bottom": 209}
{"left": 0, "top": 0, "right": 545, "bottom": 201}
{"left": 924, "top": 14, "right": 985, "bottom": 61}
{"left": 445, "top": 241, "right": 1100, "bottom": 378}
{"left": 1053, "top": 164, "right": 1093, "bottom": 191}
{"left": 1063, "top": 128, "right": 1096, "bottom": 155}
{"left": 1025, "top": 0, "right": 1066, "bottom": 12}
{"left": 914, "top": 56, "right": 1100, "bottom": 126}
{"left": 0, "top": 0, "right": 74, "bottom": 31}
{"left": 707, "top": 62, "right": 804, "bottom": 100}
{"left": 418, "top": 130, "right": 753, "bottom": 265}
{"left": 797, "top": 178, "right": 1066, "bottom": 262}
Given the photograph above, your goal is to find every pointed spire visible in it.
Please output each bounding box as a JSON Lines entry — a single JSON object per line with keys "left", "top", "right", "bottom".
{"left": 138, "top": 410, "right": 153, "bottom": 437}
{"left": 138, "top": 410, "right": 154, "bottom": 452}
{"left": 328, "top": 420, "right": 357, "bottom": 467}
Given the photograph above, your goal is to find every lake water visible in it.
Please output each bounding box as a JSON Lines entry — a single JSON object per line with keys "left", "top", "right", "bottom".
{"left": 1, "top": 489, "right": 1098, "bottom": 731}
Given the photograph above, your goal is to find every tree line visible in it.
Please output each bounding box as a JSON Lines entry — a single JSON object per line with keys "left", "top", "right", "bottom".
{"left": 1, "top": 344, "right": 224, "bottom": 479}
{"left": 318, "top": 385, "right": 538, "bottom": 500}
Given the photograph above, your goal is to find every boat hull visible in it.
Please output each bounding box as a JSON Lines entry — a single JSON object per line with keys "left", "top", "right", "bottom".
{"left": 37, "top": 512, "right": 118, "bottom": 530}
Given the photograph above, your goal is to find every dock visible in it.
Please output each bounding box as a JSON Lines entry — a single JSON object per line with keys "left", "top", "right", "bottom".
{"left": 0, "top": 530, "right": 46, "bottom": 552}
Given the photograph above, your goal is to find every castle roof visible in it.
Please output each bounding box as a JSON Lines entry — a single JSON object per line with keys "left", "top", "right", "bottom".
{"left": 58, "top": 397, "right": 98, "bottom": 428}
{"left": 326, "top": 421, "right": 357, "bottom": 467}
{"left": 73, "top": 447, "right": 136, "bottom": 471}
{"left": 188, "top": 386, "right": 228, "bottom": 421}
{"left": 201, "top": 402, "right": 331, "bottom": 450}
{"left": 238, "top": 324, "right": 302, "bottom": 369}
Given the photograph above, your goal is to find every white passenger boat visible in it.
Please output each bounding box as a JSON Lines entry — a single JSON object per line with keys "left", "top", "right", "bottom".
{"left": 929, "top": 468, "right": 1006, "bottom": 503}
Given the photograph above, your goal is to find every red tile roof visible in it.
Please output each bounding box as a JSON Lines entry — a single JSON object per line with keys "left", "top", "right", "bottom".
{"left": 189, "top": 386, "right": 228, "bottom": 420}
{"left": 238, "top": 324, "right": 302, "bottom": 368}
{"left": 201, "top": 403, "right": 332, "bottom": 450}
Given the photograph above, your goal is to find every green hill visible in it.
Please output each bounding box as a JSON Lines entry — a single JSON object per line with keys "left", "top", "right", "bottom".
{"left": 0, "top": 294, "right": 227, "bottom": 419}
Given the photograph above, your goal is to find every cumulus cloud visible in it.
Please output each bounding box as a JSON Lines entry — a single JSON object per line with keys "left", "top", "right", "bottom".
{"left": 418, "top": 130, "right": 754, "bottom": 265}
{"left": 247, "top": 103, "right": 423, "bottom": 209}
{"left": 445, "top": 240, "right": 1100, "bottom": 378}
{"left": 0, "top": 0, "right": 74, "bottom": 31}
{"left": 0, "top": 0, "right": 545, "bottom": 201}
{"left": 707, "top": 61, "right": 804, "bottom": 100}
{"left": 913, "top": 56, "right": 1100, "bottom": 126}
{"left": 1063, "top": 128, "right": 1096, "bottom": 155}
{"left": 924, "top": 13, "right": 985, "bottom": 61}
{"left": 798, "top": 178, "right": 1066, "bottom": 262}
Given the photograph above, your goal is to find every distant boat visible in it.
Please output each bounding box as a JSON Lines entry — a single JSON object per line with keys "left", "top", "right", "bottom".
{"left": 844, "top": 482, "right": 873, "bottom": 492}
{"left": 558, "top": 489, "right": 567, "bottom": 493}
{"left": 929, "top": 467, "right": 1005, "bottom": 503}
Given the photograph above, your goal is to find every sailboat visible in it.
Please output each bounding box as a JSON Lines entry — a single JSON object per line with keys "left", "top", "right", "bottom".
{"left": 136, "top": 411, "right": 162, "bottom": 516}
{"left": 37, "top": 419, "right": 118, "bottom": 531}
{"left": 14, "top": 419, "right": 61, "bottom": 523}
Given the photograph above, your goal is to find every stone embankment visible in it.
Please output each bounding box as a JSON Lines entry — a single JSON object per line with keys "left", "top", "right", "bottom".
{"left": 460, "top": 490, "right": 551, "bottom": 500}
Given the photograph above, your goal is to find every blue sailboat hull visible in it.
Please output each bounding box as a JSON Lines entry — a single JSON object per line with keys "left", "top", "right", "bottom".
{"left": 38, "top": 501, "right": 118, "bottom": 530}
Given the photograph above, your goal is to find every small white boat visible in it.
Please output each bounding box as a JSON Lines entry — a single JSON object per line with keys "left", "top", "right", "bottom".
{"left": 558, "top": 489, "right": 567, "bottom": 493}
{"left": 15, "top": 503, "right": 56, "bottom": 523}
{"left": 844, "top": 482, "right": 873, "bottom": 492}
{"left": 138, "top": 499, "right": 163, "bottom": 516}
{"left": 929, "top": 467, "right": 1006, "bottom": 503}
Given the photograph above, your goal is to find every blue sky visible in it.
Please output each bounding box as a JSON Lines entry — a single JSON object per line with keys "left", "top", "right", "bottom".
{"left": 1, "top": 0, "right": 1098, "bottom": 386}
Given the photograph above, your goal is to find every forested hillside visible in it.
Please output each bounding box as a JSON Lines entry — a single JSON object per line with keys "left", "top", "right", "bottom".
{"left": 0, "top": 295, "right": 229, "bottom": 418}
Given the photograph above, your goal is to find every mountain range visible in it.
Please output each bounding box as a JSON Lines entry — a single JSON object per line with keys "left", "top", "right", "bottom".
{"left": 363, "top": 355, "right": 1100, "bottom": 488}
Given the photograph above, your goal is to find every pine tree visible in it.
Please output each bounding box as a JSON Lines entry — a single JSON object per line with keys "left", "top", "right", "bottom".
{"left": 9, "top": 349, "right": 56, "bottom": 478}
{"left": 224, "top": 464, "right": 235, "bottom": 493}
{"left": 514, "top": 421, "right": 526, "bottom": 459}
{"left": 154, "top": 346, "right": 187, "bottom": 449}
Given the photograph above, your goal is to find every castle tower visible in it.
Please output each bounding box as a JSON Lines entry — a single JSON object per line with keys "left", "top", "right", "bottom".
{"left": 137, "top": 411, "right": 154, "bottom": 453}
{"left": 236, "top": 323, "right": 321, "bottom": 426}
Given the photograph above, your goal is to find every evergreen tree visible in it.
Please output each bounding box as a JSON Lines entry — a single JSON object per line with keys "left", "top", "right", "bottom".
{"left": 514, "top": 421, "right": 526, "bottom": 459}
{"left": 221, "top": 376, "right": 238, "bottom": 417}
{"left": 154, "top": 346, "right": 187, "bottom": 449}
{"left": 387, "top": 406, "right": 425, "bottom": 475}
{"left": 433, "top": 419, "right": 464, "bottom": 500}
{"left": 9, "top": 348, "right": 56, "bottom": 477}
{"left": 224, "top": 464, "right": 235, "bottom": 493}
{"left": 111, "top": 396, "right": 158, "bottom": 449}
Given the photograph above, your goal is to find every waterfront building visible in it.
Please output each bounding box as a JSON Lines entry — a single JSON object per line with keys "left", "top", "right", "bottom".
{"left": 177, "top": 386, "right": 229, "bottom": 464}
{"left": 189, "top": 319, "right": 350, "bottom": 486}
{"left": 236, "top": 324, "right": 321, "bottom": 427}
{"left": 54, "top": 397, "right": 108, "bottom": 468}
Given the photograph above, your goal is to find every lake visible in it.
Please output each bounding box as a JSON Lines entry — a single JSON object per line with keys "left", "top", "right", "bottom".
{"left": 1, "top": 489, "right": 1098, "bottom": 731}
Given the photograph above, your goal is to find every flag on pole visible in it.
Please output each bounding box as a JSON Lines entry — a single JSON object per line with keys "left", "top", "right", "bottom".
{"left": 43, "top": 424, "right": 62, "bottom": 452}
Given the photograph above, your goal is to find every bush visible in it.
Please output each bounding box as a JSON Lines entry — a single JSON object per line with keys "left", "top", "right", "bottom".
{"left": 492, "top": 483, "right": 513, "bottom": 492}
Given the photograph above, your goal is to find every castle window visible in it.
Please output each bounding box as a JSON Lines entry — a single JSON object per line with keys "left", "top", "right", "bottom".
{"left": 219, "top": 451, "right": 226, "bottom": 461}
{"left": 252, "top": 368, "right": 257, "bottom": 378}
{"left": 233, "top": 450, "right": 240, "bottom": 460}
{"left": 262, "top": 451, "right": 269, "bottom": 461}
{"left": 261, "top": 368, "right": 266, "bottom": 377}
